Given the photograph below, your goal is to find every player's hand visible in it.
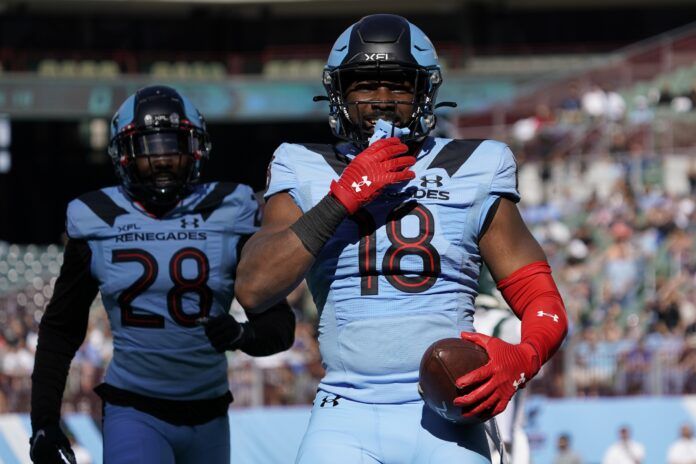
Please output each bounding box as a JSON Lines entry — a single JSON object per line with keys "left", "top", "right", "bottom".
{"left": 199, "top": 314, "right": 247, "bottom": 353}
{"left": 29, "top": 424, "right": 77, "bottom": 464}
{"left": 453, "top": 332, "right": 540, "bottom": 420}
{"left": 329, "top": 137, "right": 414, "bottom": 214}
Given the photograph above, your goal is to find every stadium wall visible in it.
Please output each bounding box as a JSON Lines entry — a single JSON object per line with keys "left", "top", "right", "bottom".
{"left": 0, "top": 397, "right": 693, "bottom": 463}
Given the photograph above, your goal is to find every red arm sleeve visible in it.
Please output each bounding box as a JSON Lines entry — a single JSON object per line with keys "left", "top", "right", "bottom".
{"left": 497, "top": 261, "right": 568, "bottom": 366}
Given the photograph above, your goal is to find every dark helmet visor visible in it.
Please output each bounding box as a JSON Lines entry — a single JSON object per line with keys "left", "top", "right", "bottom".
{"left": 129, "top": 131, "right": 201, "bottom": 157}
{"left": 336, "top": 65, "right": 426, "bottom": 98}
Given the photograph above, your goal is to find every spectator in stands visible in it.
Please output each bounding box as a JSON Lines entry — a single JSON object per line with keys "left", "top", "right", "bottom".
{"left": 602, "top": 426, "right": 645, "bottom": 464}
{"left": 581, "top": 83, "right": 626, "bottom": 121}
{"left": 2, "top": 339, "right": 33, "bottom": 377}
{"left": 628, "top": 96, "right": 654, "bottom": 125}
{"left": 573, "top": 327, "right": 616, "bottom": 396}
{"left": 667, "top": 424, "right": 696, "bottom": 464}
{"left": 679, "top": 337, "right": 696, "bottom": 393}
{"left": 617, "top": 336, "right": 651, "bottom": 395}
{"left": 689, "top": 161, "right": 696, "bottom": 194}
{"left": 602, "top": 221, "right": 639, "bottom": 307}
{"left": 582, "top": 84, "right": 608, "bottom": 119}
{"left": 553, "top": 433, "right": 583, "bottom": 464}
{"left": 658, "top": 84, "right": 675, "bottom": 106}
{"left": 559, "top": 82, "right": 583, "bottom": 122}
{"left": 605, "top": 89, "right": 626, "bottom": 122}
{"left": 685, "top": 81, "right": 696, "bottom": 109}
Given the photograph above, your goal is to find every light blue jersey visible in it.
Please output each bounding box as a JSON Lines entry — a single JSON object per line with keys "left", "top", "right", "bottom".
{"left": 266, "top": 137, "right": 519, "bottom": 404}
{"left": 67, "top": 182, "right": 259, "bottom": 400}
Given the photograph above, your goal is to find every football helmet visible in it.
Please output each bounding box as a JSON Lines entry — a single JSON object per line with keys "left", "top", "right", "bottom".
{"left": 108, "top": 85, "right": 211, "bottom": 207}
{"left": 320, "top": 14, "right": 451, "bottom": 147}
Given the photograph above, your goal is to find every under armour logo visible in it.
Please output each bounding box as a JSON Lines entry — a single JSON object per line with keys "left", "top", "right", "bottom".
{"left": 433, "top": 400, "right": 453, "bottom": 420}
{"left": 181, "top": 218, "right": 200, "bottom": 229}
{"left": 319, "top": 395, "right": 340, "bottom": 407}
{"left": 537, "top": 310, "right": 559, "bottom": 322}
{"left": 513, "top": 373, "right": 526, "bottom": 390}
{"left": 351, "top": 176, "right": 372, "bottom": 192}
{"left": 420, "top": 175, "right": 443, "bottom": 188}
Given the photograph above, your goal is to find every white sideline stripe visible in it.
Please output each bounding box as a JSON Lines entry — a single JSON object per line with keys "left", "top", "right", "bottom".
{"left": 0, "top": 415, "right": 31, "bottom": 464}
{"left": 684, "top": 395, "right": 696, "bottom": 422}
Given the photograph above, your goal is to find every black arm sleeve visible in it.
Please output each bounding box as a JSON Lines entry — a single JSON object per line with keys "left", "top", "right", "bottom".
{"left": 240, "top": 300, "right": 296, "bottom": 357}
{"left": 31, "top": 239, "right": 99, "bottom": 431}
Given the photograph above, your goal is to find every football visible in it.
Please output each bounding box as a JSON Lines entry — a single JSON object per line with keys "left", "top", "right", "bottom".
{"left": 418, "top": 337, "right": 489, "bottom": 424}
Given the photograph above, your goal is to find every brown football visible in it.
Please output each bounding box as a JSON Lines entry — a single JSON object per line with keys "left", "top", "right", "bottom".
{"left": 418, "top": 337, "right": 489, "bottom": 424}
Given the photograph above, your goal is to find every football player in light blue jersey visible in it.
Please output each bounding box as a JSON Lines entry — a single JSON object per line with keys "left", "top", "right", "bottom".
{"left": 236, "top": 14, "right": 568, "bottom": 464}
{"left": 30, "top": 86, "right": 295, "bottom": 464}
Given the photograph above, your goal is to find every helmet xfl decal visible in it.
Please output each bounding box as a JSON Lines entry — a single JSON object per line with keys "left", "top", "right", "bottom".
{"left": 363, "top": 53, "right": 391, "bottom": 61}
{"left": 420, "top": 175, "right": 443, "bottom": 188}
{"left": 352, "top": 176, "right": 372, "bottom": 192}
{"left": 144, "top": 112, "right": 180, "bottom": 127}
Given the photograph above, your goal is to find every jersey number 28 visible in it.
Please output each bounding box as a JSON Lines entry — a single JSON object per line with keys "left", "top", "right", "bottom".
{"left": 112, "top": 247, "right": 212, "bottom": 328}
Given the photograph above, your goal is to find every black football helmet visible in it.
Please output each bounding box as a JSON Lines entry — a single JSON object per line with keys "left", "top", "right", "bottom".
{"left": 319, "top": 14, "right": 452, "bottom": 147}
{"left": 108, "top": 85, "right": 211, "bottom": 208}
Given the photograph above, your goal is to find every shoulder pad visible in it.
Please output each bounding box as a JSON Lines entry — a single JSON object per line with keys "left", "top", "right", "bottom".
{"left": 67, "top": 187, "right": 129, "bottom": 239}
{"left": 190, "top": 182, "right": 241, "bottom": 221}
{"left": 293, "top": 143, "right": 348, "bottom": 176}
{"left": 193, "top": 182, "right": 259, "bottom": 233}
{"left": 426, "top": 138, "right": 485, "bottom": 177}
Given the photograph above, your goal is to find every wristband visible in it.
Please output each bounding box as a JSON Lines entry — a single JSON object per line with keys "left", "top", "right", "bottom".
{"left": 290, "top": 195, "right": 348, "bottom": 256}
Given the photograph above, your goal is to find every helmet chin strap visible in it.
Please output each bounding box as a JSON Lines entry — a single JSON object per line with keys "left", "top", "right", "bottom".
{"left": 127, "top": 152, "right": 193, "bottom": 216}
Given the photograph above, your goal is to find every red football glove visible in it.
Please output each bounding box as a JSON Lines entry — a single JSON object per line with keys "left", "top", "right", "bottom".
{"left": 453, "top": 332, "right": 540, "bottom": 420}
{"left": 329, "top": 137, "right": 414, "bottom": 215}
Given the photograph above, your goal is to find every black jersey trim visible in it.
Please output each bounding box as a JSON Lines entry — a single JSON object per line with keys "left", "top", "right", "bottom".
{"left": 300, "top": 143, "right": 348, "bottom": 176}
{"left": 95, "top": 383, "right": 232, "bottom": 426}
{"left": 426, "top": 139, "right": 484, "bottom": 177}
{"left": 193, "top": 182, "right": 239, "bottom": 221}
{"left": 77, "top": 190, "right": 129, "bottom": 227}
{"left": 479, "top": 196, "right": 501, "bottom": 240}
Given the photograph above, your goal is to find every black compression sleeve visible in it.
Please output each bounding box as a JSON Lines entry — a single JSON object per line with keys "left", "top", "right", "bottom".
{"left": 233, "top": 234, "right": 252, "bottom": 279}
{"left": 289, "top": 195, "right": 347, "bottom": 256}
{"left": 31, "top": 239, "right": 99, "bottom": 431}
{"left": 241, "top": 300, "right": 296, "bottom": 357}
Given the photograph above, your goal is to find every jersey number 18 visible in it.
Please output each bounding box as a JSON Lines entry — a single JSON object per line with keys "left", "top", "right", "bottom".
{"left": 352, "top": 202, "right": 441, "bottom": 295}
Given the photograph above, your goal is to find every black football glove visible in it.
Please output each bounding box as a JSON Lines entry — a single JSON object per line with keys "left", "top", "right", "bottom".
{"left": 30, "top": 424, "right": 77, "bottom": 464}
{"left": 199, "top": 314, "right": 252, "bottom": 353}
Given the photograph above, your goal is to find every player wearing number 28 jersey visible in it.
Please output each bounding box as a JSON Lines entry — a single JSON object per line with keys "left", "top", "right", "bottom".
{"left": 30, "top": 86, "right": 295, "bottom": 464}
{"left": 236, "top": 14, "right": 568, "bottom": 464}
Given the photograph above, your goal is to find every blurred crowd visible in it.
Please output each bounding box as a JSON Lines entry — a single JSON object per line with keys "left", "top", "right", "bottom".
{"left": 508, "top": 79, "right": 696, "bottom": 164}
{"left": 500, "top": 80, "right": 696, "bottom": 398}
{"left": 552, "top": 424, "right": 696, "bottom": 464}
